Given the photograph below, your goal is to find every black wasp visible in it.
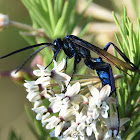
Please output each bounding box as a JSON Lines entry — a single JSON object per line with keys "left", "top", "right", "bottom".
{"left": 1, "top": 35, "right": 140, "bottom": 133}
{"left": 1, "top": 35, "right": 139, "bottom": 87}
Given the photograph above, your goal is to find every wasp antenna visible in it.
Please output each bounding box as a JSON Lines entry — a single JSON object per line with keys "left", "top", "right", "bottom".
{"left": 0, "top": 43, "right": 53, "bottom": 59}
{"left": 15, "top": 45, "right": 48, "bottom": 73}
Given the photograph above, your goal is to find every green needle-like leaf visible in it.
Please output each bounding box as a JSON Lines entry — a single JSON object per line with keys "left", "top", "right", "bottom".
{"left": 47, "top": 0, "right": 56, "bottom": 30}
{"left": 54, "top": 1, "right": 68, "bottom": 37}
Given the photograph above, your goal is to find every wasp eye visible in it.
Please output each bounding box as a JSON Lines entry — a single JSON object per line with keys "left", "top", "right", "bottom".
{"left": 53, "top": 38, "right": 63, "bottom": 53}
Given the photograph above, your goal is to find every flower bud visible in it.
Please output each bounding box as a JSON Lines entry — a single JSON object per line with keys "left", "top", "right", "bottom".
{"left": 0, "top": 13, "right": 9, "bottom": 28}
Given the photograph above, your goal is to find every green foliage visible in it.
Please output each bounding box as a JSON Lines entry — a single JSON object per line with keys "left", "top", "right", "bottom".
{"left": 9, "top": 130, "right": 22, "bottom": 140}
{"left": 21, "top": 0, "right": 91, "bottom": 74}
{"left": 113, "top": 7, "right": 140, "bottom": 140}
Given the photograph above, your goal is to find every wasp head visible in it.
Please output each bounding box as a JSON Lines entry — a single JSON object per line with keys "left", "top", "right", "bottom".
{"left": 52, "top": 38, "right": 63, "bottom": 55}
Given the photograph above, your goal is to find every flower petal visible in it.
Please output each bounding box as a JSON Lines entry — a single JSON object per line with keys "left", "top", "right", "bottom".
{"left": 53, "top": 60, "right": 58, "bottom": 69}
{"left": 99, "top": 85, "right": 111, "bottom": 100}
{"left": 42, "top": 112, "right": 51, "bottom": 127}
{"left": 53, "top": 59, "right": 65, "bottom": 72}
{"left": 35, "top": 77, "right": 51, "bottom": 85}
{"left": 37, "top": 64, "right": 45, "bottom": 70}
{"left": 86, "top": 125, "right": 93, "bottom": 136}
{"left": 33, "top": 69, "right": 42, "bottom": 76}
{"left": 120, "top": 118, "right": 130, "bottom": 127}
{"left": 65, "top": 82, "right": 80, "bottom": 97}
{"left": 106, "top": 96, "right": 116, "bottom": 104}
{"left": 88, "top": 85, "right": 99, "bottom": 98}
{"left": 32, "top": 106, "right": 47, "bottom": 114}
{"left": 53, "top": 71, "right": 70, "bottom": 82}
{"left": 55, "top": 122, "right": 64, "bottom": 137}
{"left": 71, "top": 95, "right": 84, "bottom": 103}
{"left": 101, "top": 110, "right": 108, "bottom": 118}
{"left": 92, "top": 109, "right": 99, "bottom": 120}
{"left": 34, "top": 100, "right": 43, "bottom": 108}
{"left": 36, "top": 113, "right": 42, "bottom": 120}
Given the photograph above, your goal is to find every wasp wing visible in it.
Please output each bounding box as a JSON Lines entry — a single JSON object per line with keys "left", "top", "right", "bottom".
{"left": 70, "top": 35, "right": 140, "bottom": 74}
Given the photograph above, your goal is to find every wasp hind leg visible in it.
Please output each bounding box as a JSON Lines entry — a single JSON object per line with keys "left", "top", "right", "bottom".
{"left": 84, "top": 57, "right": 120, "bottom": 134}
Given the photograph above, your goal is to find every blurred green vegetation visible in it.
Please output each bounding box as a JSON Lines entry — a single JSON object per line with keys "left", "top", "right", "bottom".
{"left": 0, "top": 0, "right": 36, "bottom": 140}
{"left": 0, "top": 0, "right": 139, "bottom": 140}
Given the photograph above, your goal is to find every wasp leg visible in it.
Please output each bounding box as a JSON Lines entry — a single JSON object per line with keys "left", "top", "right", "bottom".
{"left": 45, "top": 47, "right": 62, "bottom": 69}
{"left": 84, "top": 58, "right": 115, "bottom": 90}
{"left": 64, "top": 56, "right": 69, "bottom": 72}
{"left": 84, "top": 57, "right": 120, "bottom": 134}
{"left": 69, "top": 54, "right": 77, "bottom": 83}
{"left": 104, "top": 42, "right": 139, "bottom": 70}
{"left": 62, "top": 54, "right": 80, "bottom": 93}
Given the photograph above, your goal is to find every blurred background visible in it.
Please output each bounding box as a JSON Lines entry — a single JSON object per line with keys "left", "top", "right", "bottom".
{"left": 0, "top": 0, "right": 139, "bottom": 139}
{"left": 0, "top": 0, "right": 36, "bottom": 139}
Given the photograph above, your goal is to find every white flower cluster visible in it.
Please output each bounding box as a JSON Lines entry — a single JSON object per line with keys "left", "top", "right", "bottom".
{"left": 24, "top": 59, "right": 129, "bottom": 140}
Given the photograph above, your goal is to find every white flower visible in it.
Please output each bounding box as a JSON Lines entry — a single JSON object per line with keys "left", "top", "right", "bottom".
{"left": 49, "top": 82, "right": 87, "bottom": 112}
{"left": 45, "top": 108, "right": 77, "bottom": 137}
{"left": 49, "top": 93, "right": 66, "bottom": 113}
{"left": 85, "top": 116, "right": 96, "bottom": 136}
{"left": 103, "top": 112, "right": 130, "bottom": 140}
{"left": 24, "top": 80, "right": 39, "bottom": 92}
{"left": 46, "top": 117, "right": 65, "bottom": 137}
{"left": 59, "top": 107, "right": 77, "bottom": 121}
{"left": 33, "top": 59, "right": 70, "bottom": 91}
{"left": 33, "top": 100, "right": 43, "bottom": 108}
{"left": 62, "top": 136, "right": 78, "bottom": 140}
{"left": 55, "top": 122, "right": 65, "bottom": 137}
{"left": 33, "top": 64, "right": 51, "bottom": 77}
{"left": 63, "top": 121, "right": 80, "bottom": 139}
{"left": 35, "top": 76, "right": 51, "bottom": 87}
{"left": 94, "top": 125, "right": 107, "bottom": 140}
{"left": 36, "top": 113, "right": 42, "bottom": 120}
{"left": 88, "top": 85, "right": 111, "bottom": 119}
{"left": 52, "top": 59, "right": 70, "bottom": 86}
{"left": 65, "top": 82, "right": 87, "bottom": 110}
{"left": 31, "top": 105, "right": 49, "bottom": 121}
{"left": 75, "top": 112, "right": 87, "bottom": 132}
{"left": 45, "top": 116, "right": 61, "bottom": 129}
{"left": 104, "top": 130, "right": 122, "bottom": 140}
{"left": 32, "top": 106, "right": 47, "bottom": 114}
{"left": 63, "top": 111, "right": 87, "bottom": 138}
{"left": 45, "top": 116, "right": 64, "bottom": 137}
{"left": 0, "top": 13, "right": 9, "bottom": 27}
{"left": 24, "top": 80, "right": 41, "bottom": 102}
{"left": 24, "top": 57, "right": 126, "bottom": 140}
{"left": 33, "top": 64, "right": 51, "bottom": 87}
{"left": 41, "top": 112, "right": 51, "bottom": 126}
{"left": 40, "top": 89, "right": 54, "bottom": 99}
